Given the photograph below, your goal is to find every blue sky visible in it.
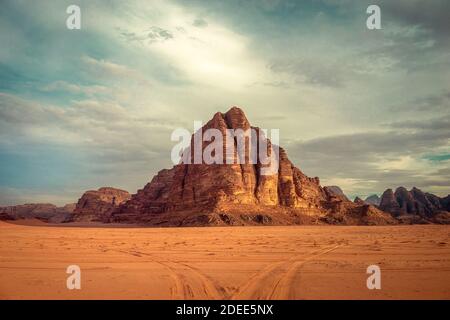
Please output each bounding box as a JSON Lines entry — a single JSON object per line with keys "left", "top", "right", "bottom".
{"left": 0, "top": 0, "right": 449, "bottom": 205}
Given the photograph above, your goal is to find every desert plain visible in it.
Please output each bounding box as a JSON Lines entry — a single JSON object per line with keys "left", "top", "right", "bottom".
{"left": 0, "top": 220, "right": 449, "bottom": 300}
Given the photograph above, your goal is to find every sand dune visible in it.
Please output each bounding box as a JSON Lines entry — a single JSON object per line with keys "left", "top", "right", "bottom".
{"left": 0, "top": 221, "right": 449, "bottom": 299}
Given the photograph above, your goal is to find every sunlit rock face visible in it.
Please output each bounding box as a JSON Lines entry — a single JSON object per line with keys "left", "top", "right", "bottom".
{"left": 72, "top": 187, "right": 130, "bottom": 222}
{"left": 111, "top": 107, "right": 396, "bottom": 226}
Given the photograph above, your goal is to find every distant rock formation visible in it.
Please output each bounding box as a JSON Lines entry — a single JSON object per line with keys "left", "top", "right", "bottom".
{"left": 379, "top": 187, "right": 450, "bottom": 223}
{"left": 0, "top": 203, "right": 75, "bottom": 222}
{"left": 365, "top": 194, "right": 381, "bottom": 206}
{"left": 320, "top": 201, "right": 397, "bottom": 226}
{"left": 324, "top": 186, "right": 350, "bottom": 202}
{"left": 4, "top": 108, "right": 447, "bottom": 227}
{"left": 441, "top": 195, "right": 450, "bottom": 211}
{"left": 111, "top": 107, "right": 395, "bottom": 226}
{"left": 72, "top": 187, "right": 131, "bottom": 222}
{"left": 0, "top": 210, "right": 13, "bottom": 221}
{"left": 354, "top": 197, "right": 365, "bottom": 205}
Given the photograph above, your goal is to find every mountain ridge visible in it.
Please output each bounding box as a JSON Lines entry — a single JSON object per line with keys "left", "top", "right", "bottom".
{"left": 109, "top": 106, "right": 396, "bottom": 226}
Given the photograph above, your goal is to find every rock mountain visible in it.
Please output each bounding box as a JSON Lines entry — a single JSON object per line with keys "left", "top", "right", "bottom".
{"left": 365, "top": 194, "right": 381, "bottom": 206}
{"left": 72, "top": 187, "right": 131, "bottom": 222}
{"left": 379, "top": 186, "right": 450, "bottom": 223}
{"left": 2, "top": 108, "right": 448, "bottom": 226}
{"left": 0, "top": 203, "right": 75, "bottom": 223}
{"left": 110, "top": 107, "right": 395, "bottom": 226}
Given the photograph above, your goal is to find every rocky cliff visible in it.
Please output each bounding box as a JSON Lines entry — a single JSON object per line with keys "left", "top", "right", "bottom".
{"left": 111, "top": 107, "right": 396, "bottom": 226}
{"left": 0, "top": 203, "right": 75, "bottom": 222}
{"left": 72, "top": 187, "right": 131, "bottom": 222}
{"left": 324, "top": 186, "right": 350, "bottom": 202}
{"left": 379, "top": 186, "right": 450, "bottom": 223}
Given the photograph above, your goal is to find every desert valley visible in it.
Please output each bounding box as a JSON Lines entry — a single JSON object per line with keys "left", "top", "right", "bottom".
{"left": 1, "top": 222, "right": 449, "bottom": 299}
{"left": 1, "top": 107, "right": 450, "bottom": 300}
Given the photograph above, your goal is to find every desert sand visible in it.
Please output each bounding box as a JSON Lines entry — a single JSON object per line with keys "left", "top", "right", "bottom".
{"left": 0, "top": 221, "right": 449, "bottom": 300}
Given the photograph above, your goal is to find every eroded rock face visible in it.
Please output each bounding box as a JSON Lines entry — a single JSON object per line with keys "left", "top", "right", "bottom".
{"left": 324, "top": 186, "right": 349, "bottom": 202}
{"left": 321, "top": 202, "right": 397, "bottom": 226}
{"left": 379, "top": 186, "right": 449, "bottom": 220}
{"left": 73, "top": 187, "right": 130, "bottom": 222}
{"left": 0, "top": 203, "right": 75, "bottom": 222}
{"left": 354, "top": 197, "right": 365, "bottom": 205}
{"left": 111, "top": 107, "right": 395, "bottom": 226}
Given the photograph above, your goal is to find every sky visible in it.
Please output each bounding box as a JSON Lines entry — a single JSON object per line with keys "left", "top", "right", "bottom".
{"left": 0, "top": 0, "right": 449, "bottom": 205}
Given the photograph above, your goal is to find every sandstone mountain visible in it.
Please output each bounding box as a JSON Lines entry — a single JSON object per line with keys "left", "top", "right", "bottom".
{"left": 72, "top": 187, "right": 131, "bottom": 222}
{"left": 0, "top": 203, "right": 75, "bottom": 223}
{"left": 365, "top": 194, "right": 381, "bottom": 206}
{"left": 111, "top": 107, "right": 396, "bottom": 226}
{"left": 379, "top": 187, "right": 450, "bottom": 223}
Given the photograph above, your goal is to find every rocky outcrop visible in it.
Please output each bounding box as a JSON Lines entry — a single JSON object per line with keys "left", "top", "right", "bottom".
{"left": 324, "top": 186, "right": 349, "bottom": 202}
{"left": 365, "top": 194, "right": 381, "bottom": 206}
{"left": 0, "top": 203, "right": 75, "bottom": 222}
{"left": 111, "top": 107, "right": 396, "bottom": 226}
{"left": 379, "top": 186, "right": 450, "bottom": 223}
{"left": 354, "top": 197, "right": 365, "bottom": 205}
{"left": 72, "top": 187, "right": 130, "bottom": 222}
{"left": 51, "top": 203, "right": 76, "bottom": 223}
{"left": 320, "top": 202, "right": 397, "bottom": 226}
{"left": 0, "top": 210, "right": 13, "bottom": 221}
{"left": 441, "top": 195, "right": 450, "bottom": 211}
{"left": 379, "top": 189, "right": 400, "bottom": 214}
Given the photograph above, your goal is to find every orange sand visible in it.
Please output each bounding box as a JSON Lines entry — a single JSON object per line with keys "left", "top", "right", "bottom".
{"left": 0, "top": 221, "right": 449, "bottom": 299}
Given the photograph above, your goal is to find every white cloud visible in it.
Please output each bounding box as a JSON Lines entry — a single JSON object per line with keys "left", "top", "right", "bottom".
{"left": 40, "top": 80, "right": 110, "bottom": 96}
{"left": 98, "top": 1, "right": 269, "bottom": 90}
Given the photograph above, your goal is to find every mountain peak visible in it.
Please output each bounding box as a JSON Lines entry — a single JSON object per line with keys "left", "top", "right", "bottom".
{"left": 364, "top": 194, "right": 381, "bottom": 206}
{"left": 110, "top": 106, "right": 398, "bottom": 226}
{"left": 395, "top": 186, "right": 408, "bottom": 194}
{"left": 411, "top": 186, "right": 423, "bottom": 193}
{"left": 226, "top": 106, "right": 245, "bottom": 114}
{"left": 379, "top": 186, "right": 449, "bottom": 218}
{"left": 224, "top": 106, "right": 250, "bottom": 130}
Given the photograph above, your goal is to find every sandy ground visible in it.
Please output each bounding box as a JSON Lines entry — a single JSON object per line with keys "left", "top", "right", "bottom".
{"left": 0, "top": 220, "right": 449, "bottom": 300}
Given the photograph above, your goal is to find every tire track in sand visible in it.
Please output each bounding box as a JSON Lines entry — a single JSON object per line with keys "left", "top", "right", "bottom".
{"left": 111, "top": 248, "right": 223, "bottom": 299}
{"left": 231, "top": 244, "right": 342, "bottom": 300}
{"left": 175, "top": 261, "right": 225, "bottom": 299}
{"left": 268, "top": 244, "right": 342, "bottom": 299}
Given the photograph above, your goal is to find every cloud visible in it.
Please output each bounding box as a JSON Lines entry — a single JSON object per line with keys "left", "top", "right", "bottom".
{"left": 0, "top": 92, "right": 177, "bottom": 168}
{"left": 80, "top": 56, "right": 147, "bottom": 81}
{"left": 0, "top": 92, "right": 179, "bottom": 145}
{"left": 40, "top": 81, "right": 110, "bottom": 96}
{"left": 147, "top": 26, "right": 174, "bottom": 41}
{"left": 193, "top": 18, "right": 208, "bottom": 28}
{"left": 112, "top": 7, "right": 267, "bottom": 90}
{"left": 379, "top": 0, "right": 450, "bottom": 43}
{"left": 119, "top": 26, "right": 174, "bottom": 43}
{"left": 268, "top": 59, "right": 346, "bottom": 88}
{"left": 390, "top": 91, "right": 450, "bottom": 114}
